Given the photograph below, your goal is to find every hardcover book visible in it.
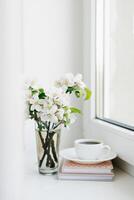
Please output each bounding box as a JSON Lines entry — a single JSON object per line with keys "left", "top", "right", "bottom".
{"left": 62, "top": 160, "right": 113, "bottom": 173}
{"left": 58, "top": 160, "right": 114, "bottom": 181}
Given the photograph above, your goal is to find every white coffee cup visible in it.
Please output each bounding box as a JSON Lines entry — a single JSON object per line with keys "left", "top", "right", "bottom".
{"left": 74, "top": 139, "right": 111, "bottom": 160}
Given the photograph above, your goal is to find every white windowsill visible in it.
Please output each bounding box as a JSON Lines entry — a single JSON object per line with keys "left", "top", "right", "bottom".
{"left": 23, "top": 159, "right": 134, "bottom": 200}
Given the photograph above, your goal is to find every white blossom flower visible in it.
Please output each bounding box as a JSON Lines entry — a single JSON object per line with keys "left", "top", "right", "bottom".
{"left": 66, "top": 109, "right": 71, "bottom": 115}
{"left": 54, "top": 80, "right": 63, "bottom": 88}
{"left": 48, "top": 105, "right": 58, "bottom": 115}
{"left": 77, "top": 81, "right": 86, "bottom": 89}
{"left": 40, "top": 114, "right": 48, "bottom": 122}
{"left": 49, "top": 115, "right": 58, "bottom": 124}
{"left": 26, "top": 73, "right": 90, "bottom": 130}
{"left": 48, "top": 87, "right": 70, "bottom": 106}
{"left": 64, "top": 73, "right": 74, "bottom": 87}
{"left": 54, "top": 94, "right": 70, "bottom": 107}
{"left": 42, "top": 101, "right": 48, "bottom": 108}
{"left": 74, "top": 74, "right": 86, "bottom": 89}
{"left": 47, "top": 87, "right": 62, "bottom": 96}
{"left": 31, "top": 104, "right": 42, "bottom": 112}
{"left": 29, "top": 93, "right": 39, "bottom": 104}
{"left": 25, "top": 79, "right": 37, "bottom": 89}
{"left": 55, "top": 73, "right": 74, "bottom": 88}
{"left": 56, "top": 108, "right": 65, "bottom": 120}
{"left": 55, "top": 73, "right": 86, "bottom": 90}
{"left": 38, "top": 99, "right": 45, "bottom": 105}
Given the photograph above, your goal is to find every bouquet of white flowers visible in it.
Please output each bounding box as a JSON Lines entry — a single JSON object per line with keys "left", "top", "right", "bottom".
{"left": 26, "top": 73, "right": 91, "bottom": 174}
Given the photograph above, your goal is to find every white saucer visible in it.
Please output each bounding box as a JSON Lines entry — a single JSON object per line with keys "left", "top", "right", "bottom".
{"left": 60, "top": 148, "right": 117, "bottom": 164}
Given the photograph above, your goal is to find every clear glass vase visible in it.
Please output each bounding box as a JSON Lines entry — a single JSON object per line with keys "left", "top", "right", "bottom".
{"left": 35, "top": 126, "right": 60, "bottom": 174}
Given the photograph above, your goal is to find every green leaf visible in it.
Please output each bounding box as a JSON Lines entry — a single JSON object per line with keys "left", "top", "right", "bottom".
{"left": 63, "top": 106, "right": 69, "bottom": 111}
{"left": 31, "top": 90, "right": 38, "bottom": 95}
{"left": 39, "top": 88, "right": 44, "bottom": 93}
{"left": 70, "top": 107, "right": 81, "bottom": 114}
{"left": 38, "top": 92, "right": 46, "bottom": 99}
{"left": 84, "top": 87, "right": 92, "bottom": 100}
{"left": 75, "top": 89, "right": 83, "bottom": 98}
{"left": 28, "top": 86, "right": 37, "bottom": 95}
{"left": 38, "top": 88, "right": 46, "bottom": 99}
{"left": 66, "top": 87, "right": 75, "bottom": 94}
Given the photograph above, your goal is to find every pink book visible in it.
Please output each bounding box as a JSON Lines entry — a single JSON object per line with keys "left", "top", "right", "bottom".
{"left": 61, "top": 160, "right": 113, "bottom": 174}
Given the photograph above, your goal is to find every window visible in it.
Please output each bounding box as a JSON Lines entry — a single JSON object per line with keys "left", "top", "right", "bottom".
{"left": 83, "top": 0, "right": 134, "bottom": 167}
{"left": 96, "top": 0, "right": 134, "bottom": 130}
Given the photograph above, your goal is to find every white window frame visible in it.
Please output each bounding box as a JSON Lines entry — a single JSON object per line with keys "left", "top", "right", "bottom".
{"left": 83, "top": 0, "right": 134, "bottom": 167}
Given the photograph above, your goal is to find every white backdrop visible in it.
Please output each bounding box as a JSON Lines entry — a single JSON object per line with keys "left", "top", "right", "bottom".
{"left": 0, "top": 0, "right": 24, "bottom": 199}
{"left": 23, "top": 0, "right": 84, "bottom": 160}
{"left": 0, "top": 0, "right": 85, "bottom": 199}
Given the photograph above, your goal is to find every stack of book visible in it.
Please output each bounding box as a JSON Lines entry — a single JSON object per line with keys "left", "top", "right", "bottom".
{"left": 58, "top": 160, "right": 114, "bottom": 181}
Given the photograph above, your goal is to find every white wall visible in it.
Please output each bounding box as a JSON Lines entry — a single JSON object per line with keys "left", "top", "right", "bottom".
{"left": 23, "top": 0, "right": 84, "bottom": 160}
{"left": 0, "top": 1, "right": 84, "bottom": 198}
{"left": 0, "top": 0, "right": 24, "bottom": 199}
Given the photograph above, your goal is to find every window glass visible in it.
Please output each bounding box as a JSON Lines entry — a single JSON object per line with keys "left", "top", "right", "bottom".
{"left": 96, "top": 0, "right": 134, "bottom": 129}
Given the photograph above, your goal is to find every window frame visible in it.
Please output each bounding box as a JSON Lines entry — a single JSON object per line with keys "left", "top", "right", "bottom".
{"left": 83, "top": 0, "right": 134, "bottom": 166}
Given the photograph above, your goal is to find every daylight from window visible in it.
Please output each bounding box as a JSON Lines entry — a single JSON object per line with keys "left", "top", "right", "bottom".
{"left": 96, "top": 0, "right": 134, "bottom": 129}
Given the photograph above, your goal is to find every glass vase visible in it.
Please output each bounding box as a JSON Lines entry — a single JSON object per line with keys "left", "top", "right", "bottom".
{"left": 35, "top": 126, "right": 60, "bottom": 174}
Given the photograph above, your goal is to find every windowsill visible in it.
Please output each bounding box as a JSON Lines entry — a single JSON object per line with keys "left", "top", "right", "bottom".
{"left": 23, "top": 160, "right": 134, "bottom": 200}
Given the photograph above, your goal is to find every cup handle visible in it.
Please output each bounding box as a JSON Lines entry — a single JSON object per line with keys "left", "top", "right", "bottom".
{"left": 102, "top": 145, "right": 111, "bottom": 151}
{"left": 100, "top": 145, "right": 111, "bottom": 157}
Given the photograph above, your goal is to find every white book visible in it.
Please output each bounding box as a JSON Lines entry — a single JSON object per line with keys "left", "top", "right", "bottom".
{"left": 58, "top": 173, "right": 114, "bottom": 181}
{"left": 58, "top": 160, "right": 114, "bottom": 181}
